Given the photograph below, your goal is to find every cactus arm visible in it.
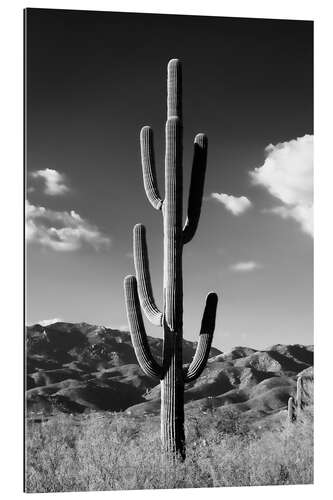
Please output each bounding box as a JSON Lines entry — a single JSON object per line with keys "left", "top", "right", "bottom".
{"left": 140, "top": 126, "right": 163, "bottom": 210}
{"left": 184, "top": 292, "right": 218, "bottom": 383}
{"left": 182, "top": 134, "right": 208, "bottom": 244}
{"left": 133, "top": 224, "right": 163, "bottom": 326}
{"left": 124, "top": 275, "right": 162, "bottom": 379}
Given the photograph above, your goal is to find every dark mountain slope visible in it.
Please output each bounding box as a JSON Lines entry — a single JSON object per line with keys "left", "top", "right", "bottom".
{"left": 26, "top": 321, "right": 221, "bottom": 414}
{"left": 26, "top": 321, "right": 313, "bottom": 423}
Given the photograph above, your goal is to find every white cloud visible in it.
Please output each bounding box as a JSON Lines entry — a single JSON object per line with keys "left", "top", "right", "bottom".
{"left": 268, "top": 205, "right": 313, "bottom": 237}
{"left": 31, "top": 168, "right": 70, "bottom": 195}
{"left": 230, "top": 261, "right": 261, "bottom": 272}
{"left": 250, "top": 134, "right": 313, "bottom": 236}
{"left": 26, "top": 200, "right": 111, "bottom": 251}
{"left": 38, "top": 318, "right": 62, "bottom": 326}
{"left": 211, "top": 193, "right": 252, "bottom": 215}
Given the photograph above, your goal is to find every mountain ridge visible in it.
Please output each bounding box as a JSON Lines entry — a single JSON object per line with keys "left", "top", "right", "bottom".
{"left": 26, "top": 321, "right": 313, "bottom": 424}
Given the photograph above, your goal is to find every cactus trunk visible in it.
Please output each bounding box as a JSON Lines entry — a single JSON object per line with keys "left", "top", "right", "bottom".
{"left": 161, "top": 332, "right": 185, "bottom": 458}
{"left": 124, "top": 59, "right": 219, "bottom": 460}
{"left": 161, "top": 66, "right": 185, "bottom": 457}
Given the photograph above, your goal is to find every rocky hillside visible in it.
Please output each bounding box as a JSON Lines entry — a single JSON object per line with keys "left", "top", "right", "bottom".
{"left": 26, "top": 322, "right": 313, "bottom": 424}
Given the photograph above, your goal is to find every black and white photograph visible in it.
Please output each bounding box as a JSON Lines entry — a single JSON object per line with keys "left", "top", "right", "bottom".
{"left": 24, "top": 7, "right": 313, "bottom": 493}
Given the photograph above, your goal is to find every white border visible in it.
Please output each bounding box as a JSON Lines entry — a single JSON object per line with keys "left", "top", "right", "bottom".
{"left": 1, "top": 1, "right": 332, "bottom": 499}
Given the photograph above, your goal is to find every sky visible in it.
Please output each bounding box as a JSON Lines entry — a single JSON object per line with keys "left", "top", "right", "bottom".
{"left": 25, "top": 9, "right": 313, "bottom": 352}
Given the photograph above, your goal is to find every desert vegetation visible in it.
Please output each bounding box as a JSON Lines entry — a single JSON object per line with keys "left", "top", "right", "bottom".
{"left": 25, "top": 405, "right": 313, "bottom": 493}
{"left": 25, "top": 321, "right": 314, "bottom": 491}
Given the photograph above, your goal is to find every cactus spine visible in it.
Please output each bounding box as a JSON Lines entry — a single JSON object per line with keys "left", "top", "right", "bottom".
{"left": 124, "top": 59, "right": 218, "bottom": 459}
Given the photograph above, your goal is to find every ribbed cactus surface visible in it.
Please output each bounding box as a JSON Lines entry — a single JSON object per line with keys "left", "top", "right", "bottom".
{"left": 124, "top": 59, "right": 218, "bottom": 459}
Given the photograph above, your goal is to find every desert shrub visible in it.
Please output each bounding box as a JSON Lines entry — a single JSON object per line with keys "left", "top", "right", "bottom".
{"left": 25, "top": 407, "right": 313, "bottom": 492}
{"left": 195, "top": 409, "right": 313, "bottom": 487}
{"left": 186, "top": 406, "right": 253, "bottom": 449}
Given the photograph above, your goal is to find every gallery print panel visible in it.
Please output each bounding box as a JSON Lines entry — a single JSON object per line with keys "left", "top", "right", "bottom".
{"left": 24, "top": 8, "right": 313, "bottom": 493}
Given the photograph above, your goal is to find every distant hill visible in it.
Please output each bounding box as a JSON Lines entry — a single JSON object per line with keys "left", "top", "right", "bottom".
{"left": 26, "top": 322, "right": 313, "bottom": 424}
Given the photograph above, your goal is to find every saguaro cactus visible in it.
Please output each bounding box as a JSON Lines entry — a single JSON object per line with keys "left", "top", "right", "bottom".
{"left": 287, "top": 373, "right": 310, "bottom": 422}
{"left": 124, "top": 59, "right": 218, "bottom": 459}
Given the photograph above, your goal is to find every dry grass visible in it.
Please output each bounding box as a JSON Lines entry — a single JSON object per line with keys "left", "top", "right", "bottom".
{"left": 25, "top": 407, "right": 313, "bottom": 492}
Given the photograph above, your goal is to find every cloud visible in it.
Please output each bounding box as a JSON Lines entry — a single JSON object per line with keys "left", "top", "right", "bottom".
{"left": 31, "top": 168, "right": 70, "bottom": 195}
{"left": 267, "top": 205, "right": 313, "bottom": 236}
{"left": 250, "top": 134, "right": 313, "bottom": 236}
{"left": 230, "top": 261, "right": 261, "bottom": 272}
{"left": 26, "top": 201, "right": 111, "bottom": 251}
{"left": 38, "top": 318, "right": 62, "bottom": 326}
{"left": 211, "top": 193, "right": 252, "bottom": 215}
